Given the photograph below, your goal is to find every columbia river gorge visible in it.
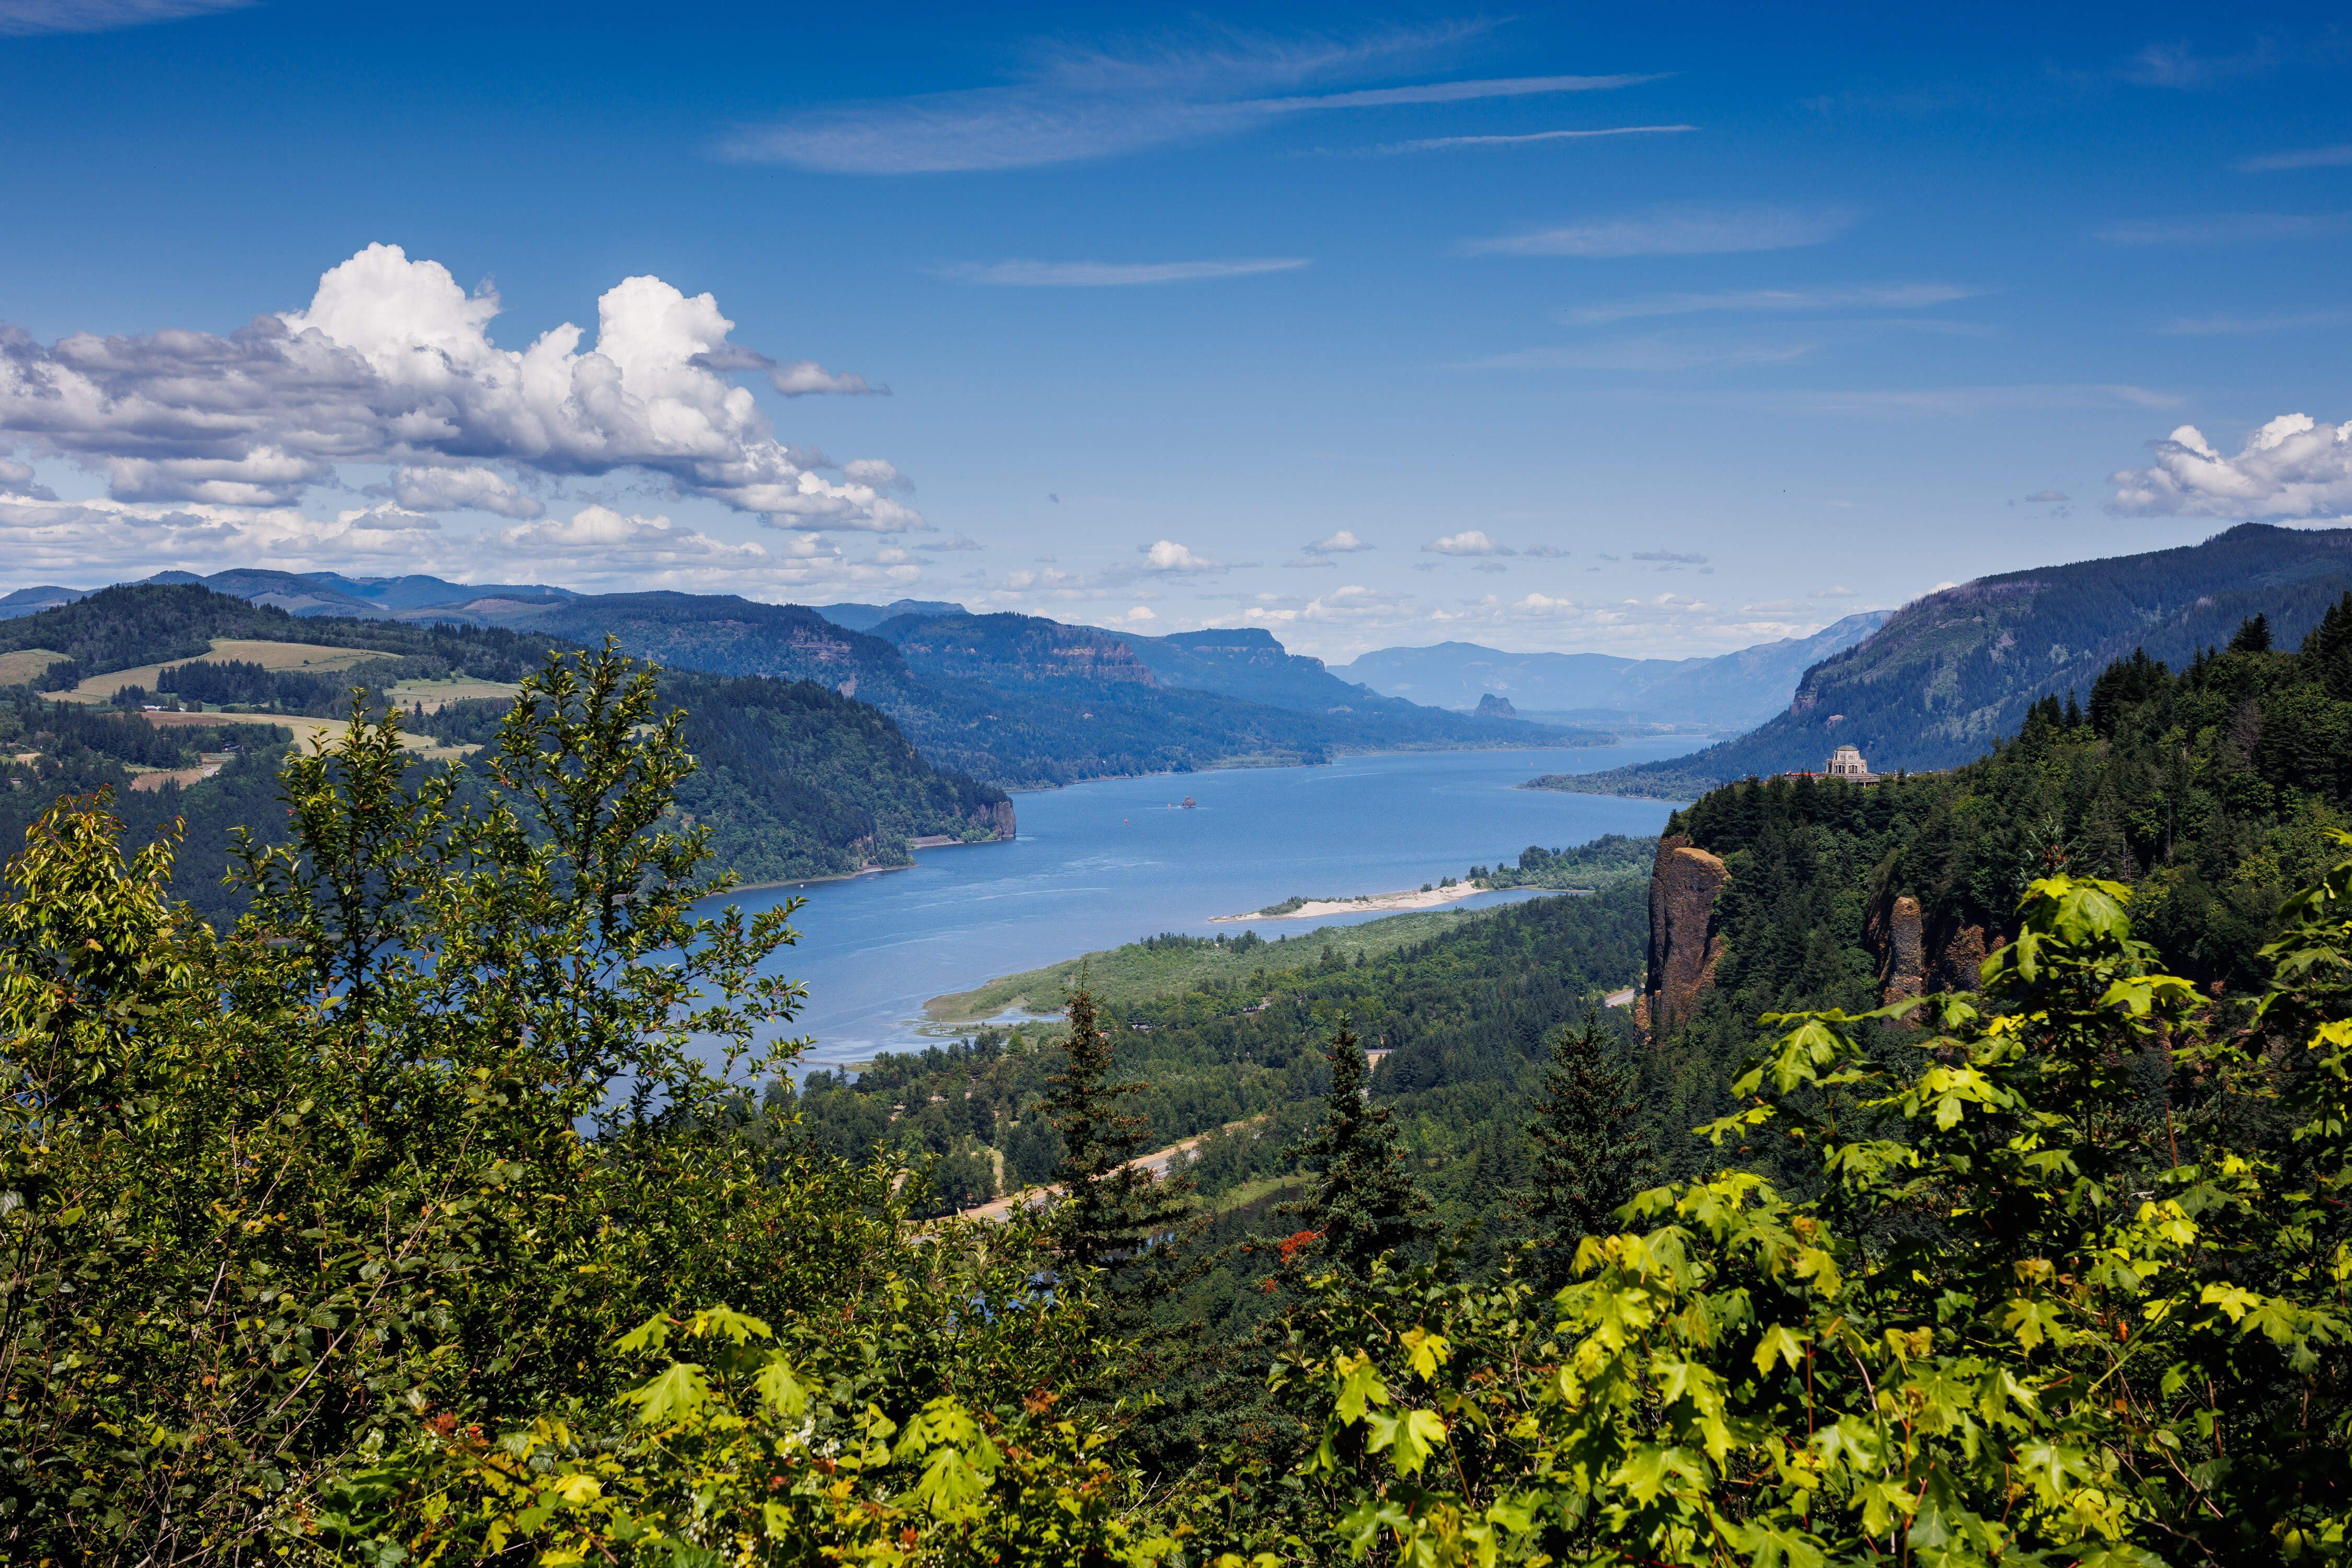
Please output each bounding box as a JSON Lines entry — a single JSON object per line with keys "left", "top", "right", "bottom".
{"left": 717, "top": 740, "right": 1697, "bottom": 1071}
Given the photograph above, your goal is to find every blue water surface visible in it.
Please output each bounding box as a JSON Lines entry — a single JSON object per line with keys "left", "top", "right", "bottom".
{"left": 722, "top": 740, "right": 1696, "bottom": 1070}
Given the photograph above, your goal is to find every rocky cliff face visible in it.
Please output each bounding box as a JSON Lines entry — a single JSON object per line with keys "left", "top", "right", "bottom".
{"left": 1871, "top": 894, "right": 1927, "bottom": 1012}
{"left": 978, "top": 799, "right": 1017, "bottom": 840}
{"left": 884, "top": 615, "right": 1160, "bottom": 688}
{"left": 1935, "top": 922, "right": 1991, "bottom": 991}
{"left": 1864, "top": 894, "right": 2002, "bottom": 1004}
{"left": 1642, "top": 834, "right": 1730, "bottom": 1036}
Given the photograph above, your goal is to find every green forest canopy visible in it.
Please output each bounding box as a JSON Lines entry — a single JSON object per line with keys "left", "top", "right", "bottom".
{"left": 9, "top": 628, "right": 2352, "bottom": 1563}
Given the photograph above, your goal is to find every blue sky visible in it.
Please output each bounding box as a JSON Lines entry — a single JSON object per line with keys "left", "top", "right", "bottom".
{"left": 1, "top": 1, "right": 2348, "bottom": 658}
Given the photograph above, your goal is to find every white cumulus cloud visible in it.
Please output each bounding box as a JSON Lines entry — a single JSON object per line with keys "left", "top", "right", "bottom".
{"left": 1304, "top": 528, "right": 1373, "bottom": 554}
{"left": 1137, "top": 538, "right": 1225, "bottom": 573}
{"left": 1424, "top": 530, "right": 1514, "bottom": 556}
{"left": 2111, "top": 413, "right": 2352, "bottom": 518}
{"left": 0, "top": 243, "right": 921, "bottom": 533}
{"left": 0, "top": 456, "right": 58, "bottom": 500}
{"left": 391, "top": 464, "right": 543, "bottom": 519}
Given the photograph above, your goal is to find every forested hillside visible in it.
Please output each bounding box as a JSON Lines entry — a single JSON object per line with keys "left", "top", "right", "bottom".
{"left": 491, "top": 593, "right": 1584, "bottom": 786}
{"left": 0, "top": 586, "right": 1008, "bottom": 910}
{"left": 1635, "top": 595, "right": 2352, "bottom": 1172}
{"left": 790, "top": 885, "right": 1645, "bottom": 1216}
{"left": 1547, "top": 521, "right": 2352, "bottom": 796}
{"left": 0, "top": 581, "right": 558, "bottom": 684}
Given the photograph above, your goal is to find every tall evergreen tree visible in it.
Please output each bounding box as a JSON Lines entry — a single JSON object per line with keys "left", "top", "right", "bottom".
{"left": 1525, "top": 1018, "right": 1655, "bottom": 1286}
{"left": 1292, "top": 1024, "right": 1429, "bottom": 1276}
{"left": 1041, "top": 985, "right": 1188, "bottom": 1278}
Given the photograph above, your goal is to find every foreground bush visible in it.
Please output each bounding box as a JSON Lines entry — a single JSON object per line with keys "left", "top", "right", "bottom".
{"left": 1246, "top": 858, "right": 2352, "bottom": 1566}
{"left": 0, "top": 647, "right": 1112, "bottom": 1565}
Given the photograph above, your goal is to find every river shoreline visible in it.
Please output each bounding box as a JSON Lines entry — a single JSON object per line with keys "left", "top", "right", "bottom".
{"left": 718, "top": 741, "right": 1697, "bottom": 1069}
{"left": 1211, "top": 881, "right": 1491, "bottom": 922}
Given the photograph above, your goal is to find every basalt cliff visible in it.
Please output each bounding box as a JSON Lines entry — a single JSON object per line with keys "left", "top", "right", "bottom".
{"left": 1634, "top": 834, "right": 1730, "bottom": 1037}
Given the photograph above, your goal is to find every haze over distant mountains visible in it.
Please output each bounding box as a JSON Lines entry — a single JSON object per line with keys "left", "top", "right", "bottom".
{"left": 1331, "top": 613, "right": 1891, "bottom": 730}
{"left": 2, "top": 568, "right": 1878, "bottom": 735}
{"left": 1541, "top": 524, "right": 2352, "bottom": 799}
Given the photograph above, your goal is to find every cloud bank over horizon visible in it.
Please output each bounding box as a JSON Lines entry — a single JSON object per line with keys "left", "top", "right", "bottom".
{"left": 0, "top": 243, "right": 915, "bottom": 531}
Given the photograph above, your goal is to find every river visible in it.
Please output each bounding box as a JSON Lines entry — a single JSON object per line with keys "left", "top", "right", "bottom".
{"left": 721, "top": 738, "right": 1698, "bottom": 1071}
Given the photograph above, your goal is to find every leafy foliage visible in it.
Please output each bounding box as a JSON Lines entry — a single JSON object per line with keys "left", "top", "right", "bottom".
{"left": 1250, "top": 859, "right": 2352, "bottom": 1566}
{"left": 0, "top": 645, "right": 1091, "bottom": 1565}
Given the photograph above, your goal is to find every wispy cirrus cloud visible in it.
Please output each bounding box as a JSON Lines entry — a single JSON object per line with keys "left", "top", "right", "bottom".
{"left": 2118, "top": 38, "right": 2280, "bottom": 89}
{"left": 1466, "top": 339, "right": 1813, "bottom": 372}
{"left": 719, "top": 26, "right": 1665, "bottom": 173}
{"left": 1465, "top": 203, "right": 1857, "bottom": 258}
{"left": 1559, "top": 282, "right": 1977, "bottom": 325}
{"left": 2094, "top": 211, "right": 2351, "bottom": 245}
{"left": 2158, "top": 307, "right": 2352, "bottom": 335}
{"left": 2238, "top": 142, "right": 2352, "bottom": 172}
{"left": 937, "top": 257, "right": 1309, "bottom": 287}
{"left": 0, "top": 0, "right": 246, "bottom": 35}
{"left": 1356, "top": 123, "right": 1693, "bottom": 155}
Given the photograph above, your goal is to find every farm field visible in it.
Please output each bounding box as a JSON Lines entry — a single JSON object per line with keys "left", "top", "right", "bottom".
{"left": 54, "top": 639, "right": 387, "bottom": 704}
{"left": 0, "top": 648, "right": 69, "bottom": 687}
{"left": 139, "top": 708, "right": 475, "bottom": 762}
{"left": 384, "top": 676, "right": 520, "bottom": 712}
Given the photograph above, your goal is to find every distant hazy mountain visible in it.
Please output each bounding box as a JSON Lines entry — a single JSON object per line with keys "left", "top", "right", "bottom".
{"left": 132, "top": 569, "right": 577, "bottom": 621}
{"left": 1103, "top": 626, "right": 1397, "bottom": 715}
{"left": 1332, "top": 611, "right": 1891, "bottom": 729}
{"left": 0, "top": 585, "right": 87, "bottom": 618}
{"left": 421, "top": 594, "right": 1577, "bottom": 788}
{"left": 1544, "top": 523, "right": 2352, "bottom": 798}
{"left": 811, "top": 599, "right": 969, "bottom": 631}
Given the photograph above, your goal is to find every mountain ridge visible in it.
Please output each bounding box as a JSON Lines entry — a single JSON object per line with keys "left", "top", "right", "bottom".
{"left": 1333, "top": 611, "right": 1890, "bottom": 729}
{"left": 1539, "top": 523, "right": 2352, "bottom": 798}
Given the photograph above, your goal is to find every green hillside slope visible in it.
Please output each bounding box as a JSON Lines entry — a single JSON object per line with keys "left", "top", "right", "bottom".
{"left": 0, "top": 586, "right": 1009, "bottom": 917}
{"left": 1541, "top": 522, "right": 2352, "bottom": 797}
{"left": 1633, "top": 595, "right": 2352, "bottom": 1171}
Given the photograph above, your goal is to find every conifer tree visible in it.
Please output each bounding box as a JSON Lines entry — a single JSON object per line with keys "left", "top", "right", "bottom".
{"left": 1041, "top": 985, "right": 1187, "bottom": 1277}
{"left": 1525, "top": 1018, "right": 1654, "bottom": 1285}
{"left": 1292, "top": 1024, "right": 1428, "bottom": 1276}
